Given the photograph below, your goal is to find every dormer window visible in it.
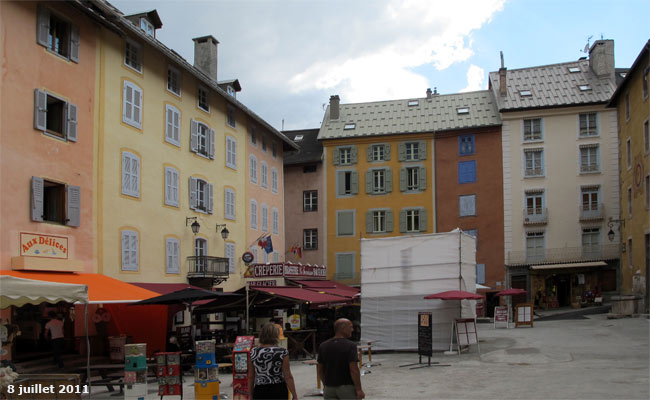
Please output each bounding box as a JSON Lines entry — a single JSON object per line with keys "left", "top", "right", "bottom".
{"left": 344, "top": 123, "right": 356, "bottom": 130}
{"left": 456, "top": 107, "right": 469, "bottom": 114}
{"left": 227, "top": 86, "right": 236, "bottom": 98}
{"left": 140, "top": 18, "right": 154, "bottom": 37}
{"left": 408, "top": 100, "right": 419, "bottom": 107}
{"left": 294, "top": 135, "right": 304, "bottom": 142}
{"left": 578, "top": 84, "right": 591, "bottom": 91}
{"left": 568, "top": 67, "right": 580, "bottom": 73}
{"left": 519, "top": 90, "right": 532, "bottom": 97}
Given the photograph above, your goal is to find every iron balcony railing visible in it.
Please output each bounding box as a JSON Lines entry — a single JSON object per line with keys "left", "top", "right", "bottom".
{"left": 579, "top": 203, "right": 604, "bottom": 221}
{"left": 507, "top": 243, "right": 619, "bottom": 266}
{"left": 523, "top": 208, "right": 548, "bottom": 225}
{"left": 187, "top": 256, "right": 230, "bottom": 279}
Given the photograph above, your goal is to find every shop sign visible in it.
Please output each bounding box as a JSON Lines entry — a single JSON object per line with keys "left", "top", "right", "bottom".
{"left": 20, "top": 233, "right": 68, "bottom": 259}
{"left": 494, "top": 306, "right": 508, "bottom": 329}
{"left": 248, "top": 280, "right": 277, "bottom": 287}
{"left": 242, "top": 251, "right": 254, "bottom": 264}
{"left": 245, "top": 263, "right": 326, "bottom": 279}
{"left": 288, "top": 314, "right": 301, "bottom": 330}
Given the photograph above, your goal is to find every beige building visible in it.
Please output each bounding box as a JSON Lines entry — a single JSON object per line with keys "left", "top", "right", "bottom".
{"left": 489, "top": 40, "right": 624, "bottom": 308}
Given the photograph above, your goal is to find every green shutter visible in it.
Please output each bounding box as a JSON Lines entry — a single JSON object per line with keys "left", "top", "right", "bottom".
{"left": 384, "top": 144, "right": 391, "bottom": 160}
{"left": 365, "top": 211, "right": 373, "bottom": 233}
{"left": 398, "top": 143, "right": 406, "bottom": 161}
{"left": 385, "top": 168, "right": 392, "bottom": 193}
{"left": 419, "top": 209, "right": 428, "bottom": 232}
{"left": 399, "top": 210, "right": 406, "bottom": 233}
{"left": 337, "top": 171, "right": 345, "bottom": 195}
{"left": 366, "top": 145, "right": 373, "bottom": 162}
{"left": 419, "top": 167, "right": 427, "bottom": 190}
{"left": 418, "top": 140, "right": 427, "bottom": 160}
{"left": 332, "top": 148, "right": 340, "bottom": 165}
{"left": 399, "top": 168, "right": 407, "bottom": 191}
{"left": 386, "top": 210, "right": 394, "bottom": 232}
{"left": 351, "top": 146, "right": 358, "bottom": 164}
{"left": 365, "top": 171, "right": 372, "bottom": 194}
{"left": 350, "top": 171, "right": 358, "bottom": 194}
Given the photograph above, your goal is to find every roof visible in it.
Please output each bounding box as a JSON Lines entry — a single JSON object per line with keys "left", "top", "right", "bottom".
{"left": 283, "top": 129, "right": 323, "bottom": 165}
{"left": 608, "top": 40, "right": 650, "bottom": 106}
{"left": 289, "top": 279, "right": 360, "bottom": 298}
{"left": 488, "top": 60, "right": 617, "bottom": 111}
{"left": 318, "top": 90, "right": 500, "bottom": 140}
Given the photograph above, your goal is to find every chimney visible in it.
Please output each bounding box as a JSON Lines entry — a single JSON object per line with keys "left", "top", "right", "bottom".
{"left": 329, "top": 95, "right": 340, "bottom": 120}
{"left": 589, "top": 39, "right": 615, "bottom": 80}
{"left": 426, "top": 88, "right": 432, "bottom": 99}
{"left": 499, "top": 51, "right": 507, "bottom": 96}
{"left": 192, "top": 35, "right": 219, "bottom": 81}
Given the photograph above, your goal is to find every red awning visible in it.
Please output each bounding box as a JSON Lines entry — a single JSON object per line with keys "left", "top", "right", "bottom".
{"left": 251, "top": 286, "right": 351, "bottom": 306}
{"left": 289, "top": 279, "right": 360, "bottom": 298}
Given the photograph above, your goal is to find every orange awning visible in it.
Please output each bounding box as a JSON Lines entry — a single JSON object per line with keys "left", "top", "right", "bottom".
{"left": 0, "top": 270, "right": 159, "bottom": 304}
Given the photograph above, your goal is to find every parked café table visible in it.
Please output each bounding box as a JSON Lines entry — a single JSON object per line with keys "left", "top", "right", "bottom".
{"left": 284, "top": 329, "right": 317, "bottom": 359}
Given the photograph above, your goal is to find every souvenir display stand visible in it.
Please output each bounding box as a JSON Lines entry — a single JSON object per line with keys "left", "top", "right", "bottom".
{"left": 232, "top": 336, "right": 255, "bottom": 400}
{"left": 195, "top": 340, "right": 220, "bottom": 399}
{"left": 155, "top": 351, "right": 182, "bottom": 398}
{"left": 124, "top": 343, "right": 147, "bottom": 400}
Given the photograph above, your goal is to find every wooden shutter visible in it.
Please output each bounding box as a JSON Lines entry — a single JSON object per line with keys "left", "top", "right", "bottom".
{"left": 419, "top": 167, "right": 427, "bottom": 190}
{"left": 36, "top": 7, "right": 50, "bottom": 47}
{"left": 189, "top": 177, "right": 197, "bottom": 210}
{"left": 419, "top": 209, "right": 427, "bottom": 232}
{"left": 366, "top": 146, "right": 373, "bottom": 161}
{"left": 386, "top": 210, "right": 394, "bottom": 232}
{"left": 190, "top": 119, "right": 198, "bottom": 152}
{"left": 365, "top": 211, "right": 373, "bottom": 233}
{"left": 385, "top": 168, "right": 393, "bottom": 193}
{"left": 350, "top": 171, "right": 358, "bottom": 194}
{"left": 34, "top": 89, "right": 47, "bottom": 131}
{"left": 399, "top": 168, "right": 407, "bottom": 191}
{"left": 31, "top": 176, "right": 44, "bottom": 222}
{"left": 66, "top": 102, "right": 78, "bottom": 142}
{"left": 399, "top": 210, "right": 406, "bottom": 233}
{"left": 365, "top": 171, "right": 372, "bottom": 194}
{"left": 65, "top": 185, "right": 81, "bottom": 227}
{"left": 209, "top": 128, "right": 215, "bottom": 159}
{"left": 350, "top": 146, "right": 358, "bottom": 164}
{"left": 332, "top": 148, "right": 340, "bottom": 165}
{"left": 398, "top": 143, "right": 406, "bottom": 161}
{"left": 69, "top": 25, "right": 80, "bottom": 63}
{"left": 337, "top": 171, "right": 345, "bottom": 195}
{"left": 418, "top": 140, "right": 427, "bottom": 160}
{"left": 207, "top": 183, "right": 214, "bottom": 214}
{"left": 384, "top": 144, "right": 391, "bottom": 160}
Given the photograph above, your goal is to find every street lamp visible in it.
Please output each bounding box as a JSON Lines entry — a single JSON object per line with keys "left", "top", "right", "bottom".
{"left": 186, "top": 217, "right": 200, "bottom": 234}
{"left": 607, "top": 217, "right": 624, "bottom": 242}
{"left": 216, "top": 224, "right": 229, "bottom": 240}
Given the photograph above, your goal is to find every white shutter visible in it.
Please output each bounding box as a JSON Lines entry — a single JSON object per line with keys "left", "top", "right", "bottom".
{"left": 166, "top": 240, "right": 172, "bottom": 273}
{"left": 251, "top": 200, "right": 257, "bottom": 229}
{"left": 121, "top": 231, "right": 129, "bottom": 269}
{"left": 189, "top": 177, "right": 197, "bottom": 210}
{"left": 131, "top": 233, "right": 139, "bottom": 270}
{"left": 165, "top": 167, "right": 179, "bottom": 206}
{"left": 36, "top": 7, "right": 50, "bottom": 47}
{"left": 207, "top": 183, "right": 214, "bottom": 214}
{"left": 131, "top": 155, "right": 140, "bottom": 197}
{"left": 34, "top": 89, "right": 47, "bottom": 131}
{"left": 66, "top": 102, "right": 78, "bottom": 142}
{"left": 190, "top": 119, "right": 198, "bottom": 152}
{"left": 69, "top": 25, "right": 80, "bottom": 63}
{"left": 134, "top": 87, "right": 142, "bottom": 126}
{"left": 123, "top": 82, "right": 132, "bottom": 123}
{"left": 31, "top": 176, "right": 44, "bottom": 222}
{"left": 65, "top": 185, "right": 81, "bottom": 227}
{"left": 209, "top": 128, "right": 215, "bottom": 159}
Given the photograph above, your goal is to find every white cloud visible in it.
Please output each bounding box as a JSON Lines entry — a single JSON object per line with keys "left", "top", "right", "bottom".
{"left": 460, "top": 64, "right": 486, "bottom": 92}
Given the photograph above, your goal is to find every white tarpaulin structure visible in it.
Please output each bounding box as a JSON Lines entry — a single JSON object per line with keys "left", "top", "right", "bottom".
{"left": 360, "top": 230, "right": 477, "bottom": 351}
{"left": 0, "top": 275, "right": 88, "bottom": 308}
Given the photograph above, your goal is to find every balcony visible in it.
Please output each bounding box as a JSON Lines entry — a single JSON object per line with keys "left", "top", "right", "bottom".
{"left": 579, "top": 203, "right": 604, "bottom": 221}
{"left": 507, "top": 243, "right": 619, "bottom": 266}
{"left": 523, "top": 208, "right": 548, "bottom": 225}
{"left": 187, "top": 256, "right": 230, "bottom": 287}
{"left": 580, "top": 164, "right": 600, "bottom": 174}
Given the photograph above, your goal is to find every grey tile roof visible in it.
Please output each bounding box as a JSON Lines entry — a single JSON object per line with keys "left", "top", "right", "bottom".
{"left": 488, "top": 60, "right": 617, "bottom": 111}
{"left": 283, "top": 129, "right": 323, "bottom": 165}
{"left": 318, "top": 90, "right": 500, "bottom": 140}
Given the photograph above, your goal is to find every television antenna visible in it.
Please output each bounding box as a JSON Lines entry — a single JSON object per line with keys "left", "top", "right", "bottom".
{"left": 582, "top": 35, "right": 593, "bottom": 53}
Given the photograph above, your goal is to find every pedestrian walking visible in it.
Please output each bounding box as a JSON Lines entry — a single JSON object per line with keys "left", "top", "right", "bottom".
{"left": 248, "top": 322, "right": 298, "bottom": 400}
{"left": 317, "top": 318, "right": 365, "bottom": 400}
{"left": 44, "top": 312, "right": 65, "bottom": 368}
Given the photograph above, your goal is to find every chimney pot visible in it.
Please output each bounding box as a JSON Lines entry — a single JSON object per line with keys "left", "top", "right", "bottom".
{"left": 193, "top": 35, "right": 219, "bottom": 81}
{"left": 329, "top": 95, "right": 340, "bottom": 120}
{"left": 426, "top": 88, "right": 432, "bottom": 99}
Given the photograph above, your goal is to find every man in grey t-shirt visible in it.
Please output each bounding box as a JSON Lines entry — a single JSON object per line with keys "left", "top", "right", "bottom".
{"left": 317, "top": 319, "right": 365, "bottom": 399}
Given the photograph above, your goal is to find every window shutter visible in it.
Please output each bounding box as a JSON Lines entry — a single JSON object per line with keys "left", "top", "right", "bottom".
{"left": 65, "top": 185, "right": 81, "bottom": 227}
{"left": 69, "top": 25, "right": 80, "bottom": 63}
{"left": 34, "top": 89, "right": 47, "bottom": 131}
{"left": 398, "top": 143, "right": 406, "bottom": 161}
{"left": 418, "top": 140, "right": 427, "bottom": 160}
{"left": 351, "top": 146, "right": 358, "bottom": 164}
{"left": 476, "top": 264, "right": 486, "bottom": 285}
{"left": 121, "top": 153, "right": 129, "bottom": 195}
{"left": 207, "top": 183, "right": 214, "bottom": 214}
{"left": 36, "top": 7, "right": 50, "bottom": 47}
{"left": 189, "top": 177, "right": 197, "bottom": 210}
{"left": 419, "top": 209, "right": 427, "bottom": 232}
{"left": 166, "top": 240, "right": 172, "bottom": 273}
{"left": 31, "top": 176, "right": 44, "bottom": 222}
{"left": 384, "top": 144, "right": 391, "bottom": 160}
{"left": 66, "top": 102, "right": 78, "bottom": 142}
{"left": 132, "top": 233, "right": 139, "bottom": 270}
{"left": 385, "top": 168, "right": 392, "bottom": 193}
{"left": 209, "top": 128, "right": 215, "bottom": 159}
{"left": 366, "top": 146, "right": 372, "bottom": 161}
{"left": 190, "top": 119, "right": 198, "bottom": 152}
{"left": 399, "top": 210, "right": 406, "bottom": 233}
{"left": 386, "top": 210, "right": 394, "bottom": 232}
{"left": 332, "top": 148, "right": 340, "bottom": 165}
{"left": 165, "top": 168, "right": 171, "bottom": 205}
{"left": 337, "top": 171, "right": 345, "bottom": 195}
{"left": 350, "top": 171, "right": 358, "bottom": 194}
{"left": 132, "top": 156, "right": 140, "bottom": 196}
{"left": 399, "top": 168, "right": 407, "bottom": 191}
{"left": 121, "top": 232, "right": 129, "bottom": 268}
{"left": 365, "top": 211, "right": 373, "bottom": 233}
{"left": 365, "top": 171, "right": 372, "bottom": 194}
{"left": 419, "top": 167, "right": 427, "bottom": 190}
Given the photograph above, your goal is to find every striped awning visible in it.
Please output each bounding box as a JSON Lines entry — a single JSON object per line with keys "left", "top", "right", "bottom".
{"left": 530, "top": 261, "right": 607, "bottom": 270}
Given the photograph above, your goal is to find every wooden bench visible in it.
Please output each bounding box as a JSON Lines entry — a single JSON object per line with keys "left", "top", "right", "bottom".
{"left": 218, "top": 363, "right": 232, "bottom": 371}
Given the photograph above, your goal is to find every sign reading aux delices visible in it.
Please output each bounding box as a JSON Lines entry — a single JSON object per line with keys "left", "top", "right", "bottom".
{"left": 246, "top": 263, "right": 326, "bottom": 279}
{"left": 20, "top": 233, "right": 68, "bottom": 259}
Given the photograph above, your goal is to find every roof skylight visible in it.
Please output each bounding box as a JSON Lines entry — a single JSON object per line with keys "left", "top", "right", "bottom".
{"left": 408, "top": 100, "right": 419, "bottom": 106}
{"left": 519, "top": 90, "right": 532, "bottom": 97}
{"left": 568, "top": 67, "right": 580, "bottom": 73}
{"left": 456, "top": 107, "right": 469, "bottom": 114}
{"left": 578, "top": 84, "right": 591, "bottom": 91}
{"left": 294, "top": 135, "right": 304, "bottom": 141}
{"left": 344, "top": 123, "right": 356, "bottom": 130}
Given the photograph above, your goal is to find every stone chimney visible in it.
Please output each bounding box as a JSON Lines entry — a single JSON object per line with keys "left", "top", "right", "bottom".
{"left": 192, "top": 35, "right": 219, "bottom": 81}
{"left": 329, "top": 95, "right": 340, "bottom": 120}
{"left": 499, "top": 51, "right": 507, "bottom": 96}
{"left": 426, "top": 88, "right": 432, "bottom": 99}
{"left": 589, "top": 39, "right": 615, "bottom": 80}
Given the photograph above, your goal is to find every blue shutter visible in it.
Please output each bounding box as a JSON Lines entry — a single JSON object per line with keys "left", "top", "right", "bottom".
{"left": 476, "top": 264, "right": 486, "bottom": 285}
{"left": 458, "top": 161, "right": 476, "bottom": 184}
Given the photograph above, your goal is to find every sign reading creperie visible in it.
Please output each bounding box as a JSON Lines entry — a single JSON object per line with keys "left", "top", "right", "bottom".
{"left": 246, "top": 263, "right": 326, "bottom": 279}
{"left": 20, "top": 233, "right": 68, "bottom": 259}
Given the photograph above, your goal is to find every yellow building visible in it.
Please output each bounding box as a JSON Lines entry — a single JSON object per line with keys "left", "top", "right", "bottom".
{"left": 608, "top": 40, "right": 650, "bottom": 312}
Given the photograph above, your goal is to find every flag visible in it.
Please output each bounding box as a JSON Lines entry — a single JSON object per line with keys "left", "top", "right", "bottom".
{"left": 291, "top": 245, "right": 302, "bottom": 259}
{"left": 264, "top": 235, "right": 273, "bottom": 254}
{"left": 258, "top": 237, "right": 267, "bottom": 248}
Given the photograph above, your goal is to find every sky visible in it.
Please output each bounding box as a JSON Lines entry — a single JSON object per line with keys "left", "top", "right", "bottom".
{"left": 111, "top": 0, "right": 650, "bottom": 131}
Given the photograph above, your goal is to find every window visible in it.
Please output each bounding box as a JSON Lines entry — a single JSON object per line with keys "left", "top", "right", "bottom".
{"left": 625, "top": 92, "right": 630, "bottom": 121}
{"left": 164, "top": 167, "right": 179, "bottom": 207}
{"left": 644, "top": 120, "right": 649, "bottom": 154}
{"left": 400, "top": 208, "right": 426, "bottom": 233}
{"left": 408, "top": 100, "right": 419, "bottom": 106}
{"left": 568, "top": 67, "right": 580, "bottom": 73}
{"left": 344, "top": 123, "right": 356, "bottom": 130}
{"left": 578, "top": 84, "right": 591, "bottom": 91}
{"left": 459, "top": 135, "right": 475, "bottom": 155}
{"left": 33, "top": 89, "right": 77, "bottom": 141}
{"left": 227, "top": 86, "right": 236, "bottom": 98}
{"left": 272, "top": 142, "right": 278, "bottom": 158}
{"left": 227, "top": 105, "right": 236, "bottom": 128}
{"left": 524, "top": 149, "right": 544, "bottom": 177}
{"left": 628, "top": 187, "right": 633, "bottom": 216}
{"left": 457, "top": 107, "right": 469, "bottom": 114}
{"left": 190, "top": 120, "right": 214, "bottom": 159}
{"left": 304, "top": 229, "right": 318, "bottom": 250}
{"left": 30, "top": 177, "right": 80, "bottom": 226}
{"left": 626, "top": 138, "right": 631, "bottom": 169}
{"left": 303, "top": 191, "right": 318, "bottom": 212}
{"left": 405, "top": 142, "right": 420, "bottom": 161}
{"left": 523, "top": 118, "right": 542, "bottom": 141}
{"left": 273, "top": 252, "right": 279, "bottom": 263}
{"left": 294, "top": 135, "right": 304, "bottom": 142}
{"left": 198, "top": 86, "right": 210, "bottom": 112}
{"left": 628, "top": 238, "right": 633, "bottom": 268}
{"left": 124, "top": 39, "right": 141, "bottom": 72}
{"left": 400, "top": 167, "right": 426, "bottom": 192}
{"left": 167, "top": 65, "right": 181, "bottom": 96}
{"left": 195, "top": 238, "right": 208, "bottom": 272}
{"left": 337, "top": 171, "right": 358, "bottom": 196}
{"left": 250, "top": 155, "right": 258, "bottom": 183}
{"left": 398, "top": 141, "right": 427, "bottom": 161}
{"left": 260, "top": 162, "right": 268, "bottom": 189}
{"left": 337, "top": 210, "right": 355, "bottom": 236}
{"left": 121, "top": 230, "right": 139, "bottom": 271}
{"left": 335, "top": 253, "right": 355, "bottom": 280}
{"left": 581, "top": 186, "right": 599, "bottom": 211}
{"left": 165, "top": 105, "right": 180, "bottom": 146}
{"left": 140, "top": 18, "right": 154, "bottom": 36}
{"left": 526, "top": 231, "right": 545, "bottom": 262}
{"left": 250, "top": 128, "right": 257, "bottom": 145}
{"left": 189, "top": 177, "right": 213, "bottom": 213}
{"left": 250, "top": 199, "right": 258, "bottom": 229}
{"left": 459, "top": 194, "right": 476, "bottom": 217}
{"left": 261, "top": 136, "right": 267, "bottom": 152}
{"left": 224, "top": 188, "right": 235, "bottom": 220}
{"left": 582, "top": 228, "right": 600, "bottom": 258}
{"left": 226, "top": 136, "right": 237, "bottom": 169}
{"left": 166, "top": 238, "right": 180, "bottom": 274}
{"left": 458, "top": 161, "right": 477, "bottom": 184}
{"left": 476, "top": 264, "right": 485, "bottom": 285}
{"left": 226, "top": 242, "right": 236, "bottom": 273}
{"left": 271, "top": 168, "right": 278, "bottom": 193}
{"left": 261, "top": 204, "right": 269, "bottom": 232}
{"left": 263, "top": 251, "right": 269, "bottom": 264}
{"left": 303, "top": 164, "right": 317, "bottom": 173}
{"left": 121, "top": 151, "right": 140, "bottom": 198}
{"left": 366, "top": 210, "right": 393, "bottom": 233}
{"left": 580, "top": 145, "right": 600, "bottom": 173}
{"left": 525, "top": 191, "right": 544, "bottom": 216}
{"left": 519, "top": 90, "right": 532, "bottom": 97}
{"left": 272, "top": 208, "right": 279, "bottom": 234}
{"left": 334, "top": 146, "right": 357, "bottom": 165}
{"left": 369, "top": 144, "right": 388, "bottom": 162}
{"left": 579, "top": 113, "right": 598, "bottom": 137}
{"left": 37, "top": 7, "right": 79, "bottom": 62}
{"left": 123, "top": 81, "right": 143, "bottom": 129}
{"left": 366, "top": 169, "right": 392, "bottom": 194}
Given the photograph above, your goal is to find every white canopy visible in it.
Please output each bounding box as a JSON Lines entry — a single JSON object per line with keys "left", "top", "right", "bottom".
{"left": 0, "top": 275, "right": 88, "bottom": 308}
